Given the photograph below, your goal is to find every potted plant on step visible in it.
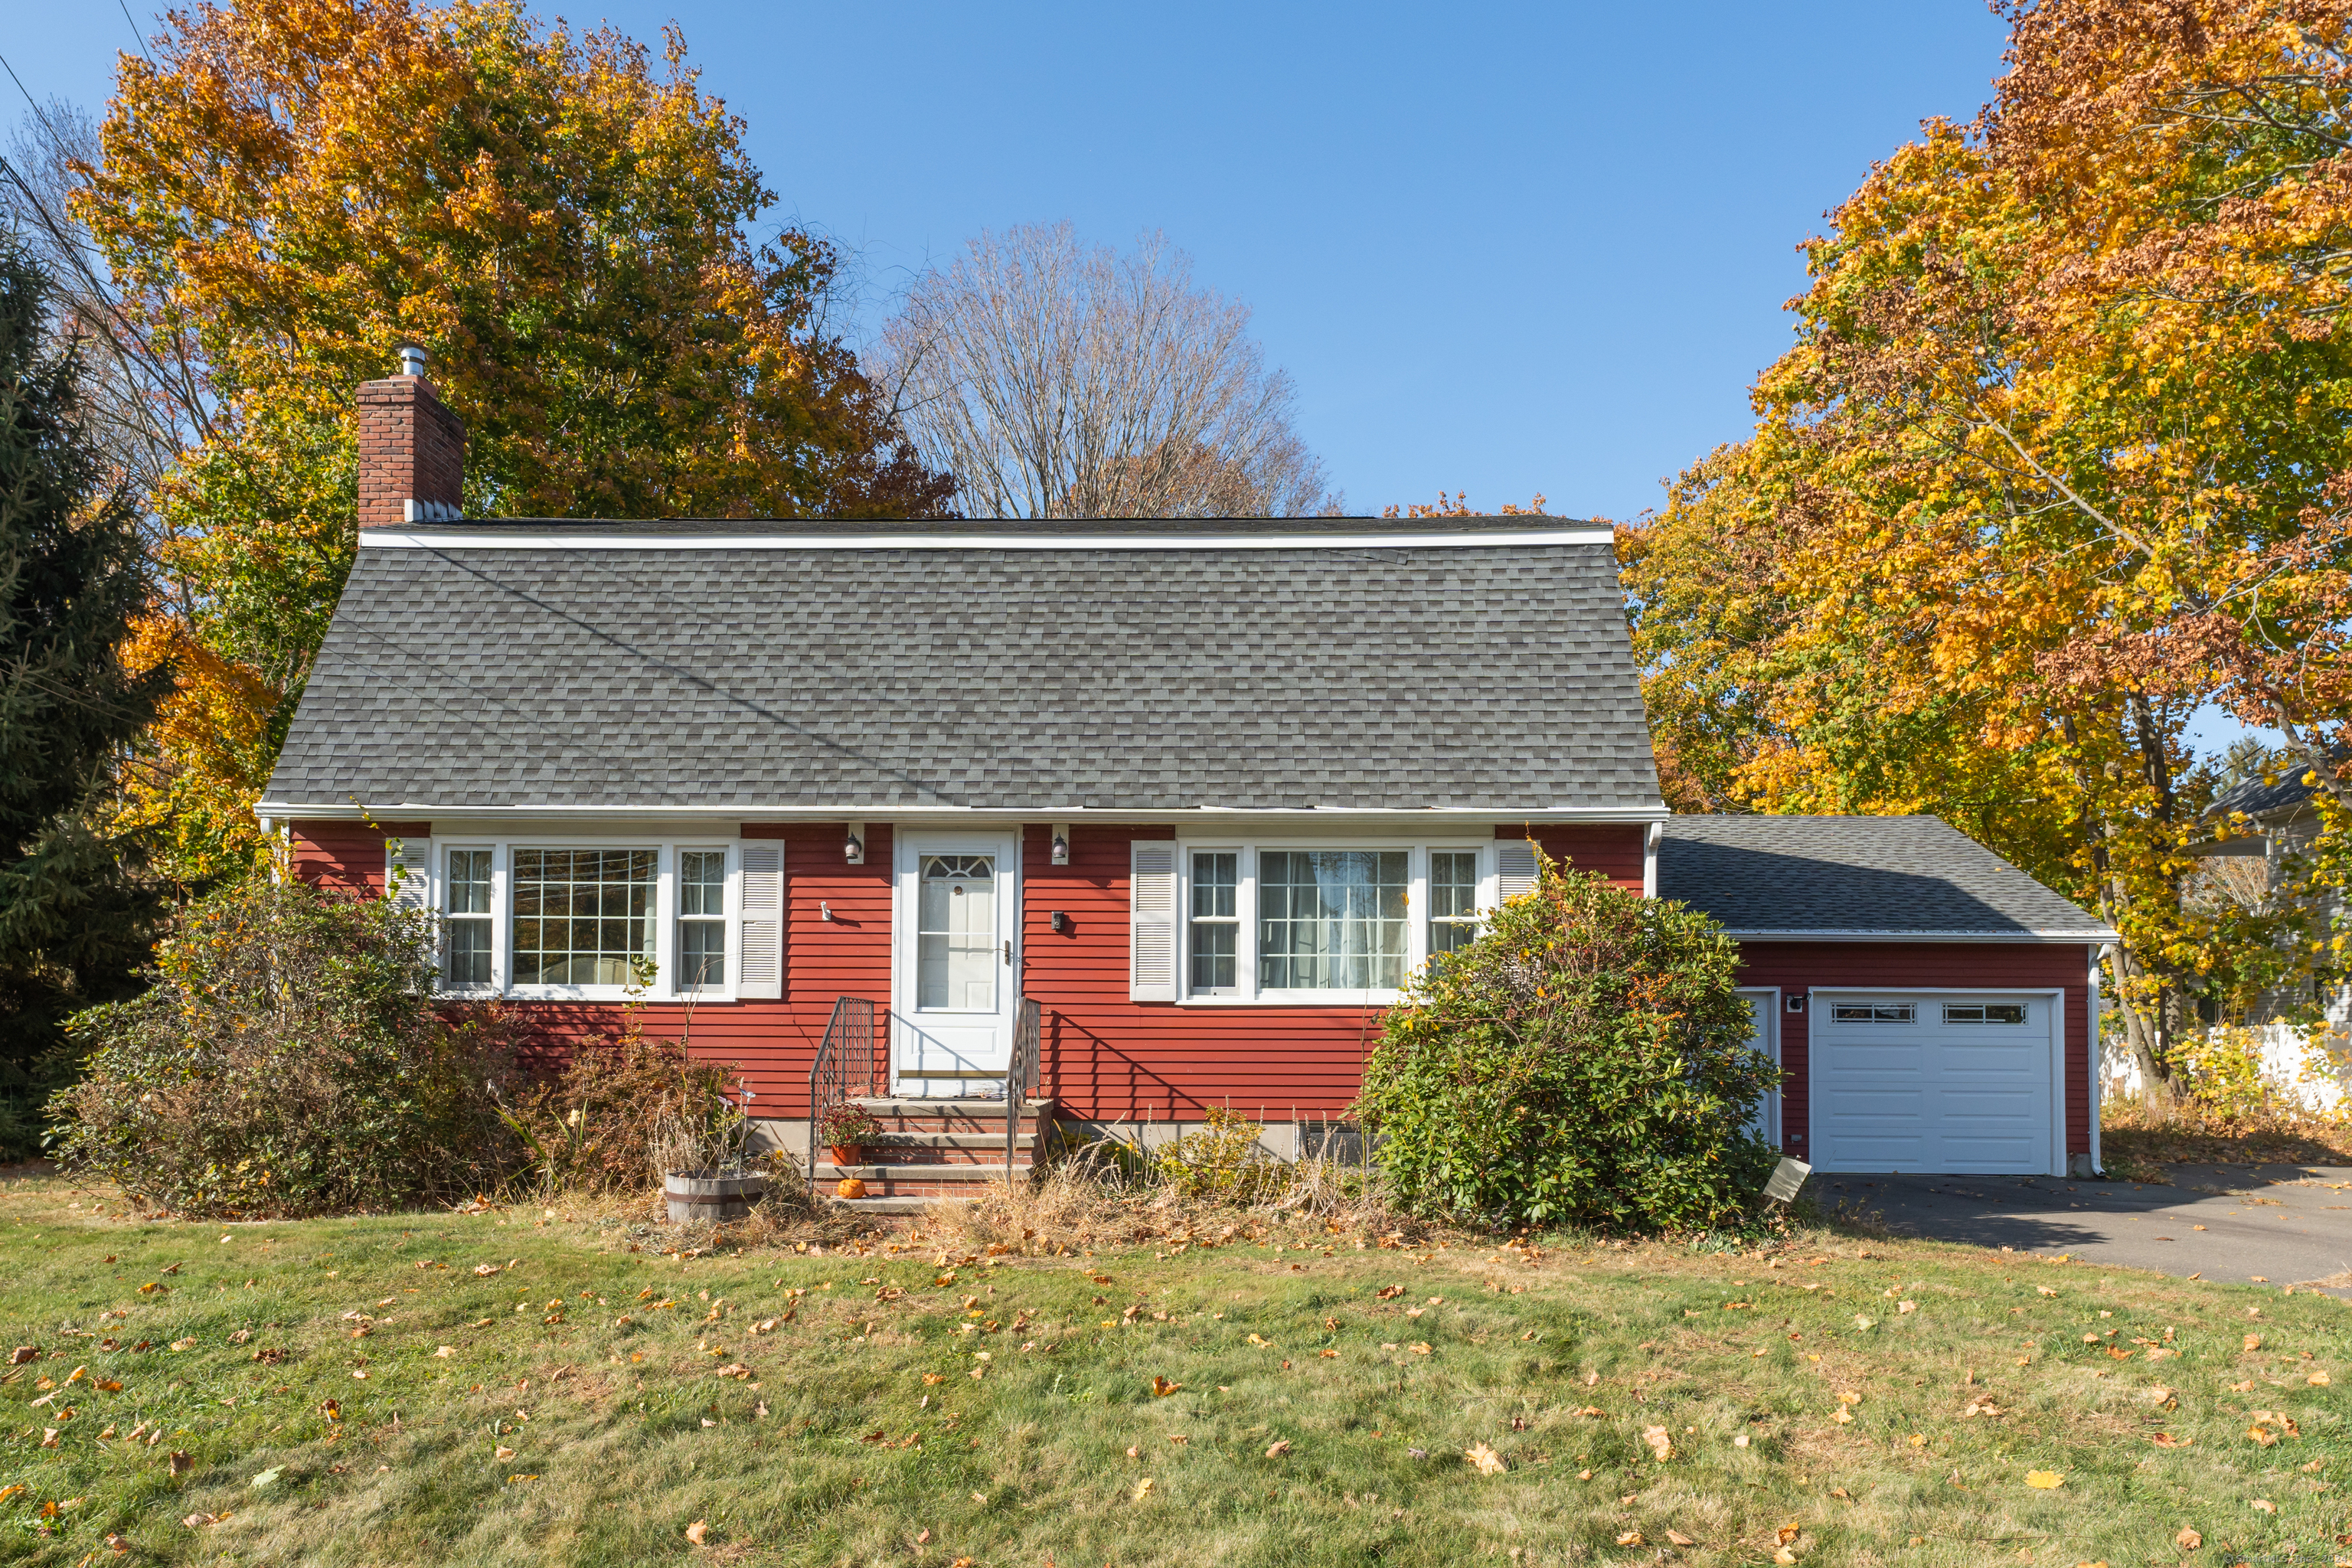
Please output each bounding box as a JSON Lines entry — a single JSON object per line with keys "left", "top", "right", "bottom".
{"left": 820, "top": 1103, "right": 884, "bottom": 1170}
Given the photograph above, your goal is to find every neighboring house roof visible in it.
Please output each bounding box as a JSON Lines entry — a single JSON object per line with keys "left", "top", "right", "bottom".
{"left": 261, "top": 521, "right": 1664, "bottom": 818}
{"left": 1655, "top": 815, "right": 2117, "bottom": 941}
{"left": 2206, "top": 750, "right": 2347, "bottom": 825}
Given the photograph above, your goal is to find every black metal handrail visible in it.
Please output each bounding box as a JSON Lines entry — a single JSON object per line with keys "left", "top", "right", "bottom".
{"left": 808, "top": 995, "right": 875, "bottom": 1197}
{"left": 1005, "top": 997, "right": 1041, "bottom": 1179}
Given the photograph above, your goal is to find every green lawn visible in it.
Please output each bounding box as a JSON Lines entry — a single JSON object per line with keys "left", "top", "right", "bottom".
{"left": 1, "top": 1171, "right": 2343, "bottom": 1566}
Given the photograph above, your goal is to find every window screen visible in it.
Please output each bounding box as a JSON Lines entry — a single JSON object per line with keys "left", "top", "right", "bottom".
{"left": 1190, "top": 851, "right": 1239, "bottom": 992}
{"left": 444, "top": 848, "right": 493, "bottom": 985}
{"left": 678, "top": 850, "right": 727, "bottom": 992}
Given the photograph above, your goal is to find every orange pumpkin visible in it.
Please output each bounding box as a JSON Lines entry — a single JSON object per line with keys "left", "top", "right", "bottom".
{"left": 835, "top": 1177, "right": 868, "bottom": 1200}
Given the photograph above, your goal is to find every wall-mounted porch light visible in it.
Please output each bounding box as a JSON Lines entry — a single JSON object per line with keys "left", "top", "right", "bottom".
{"left": 1050, "top": 910, "right": 1071, "bottom": 935}
{"left": 844, "top": 822, "right": 865, "bottom": 865}
{"left": 1785, "top": 991, "right": 1807, "bottom": 1014}
{"left": 1050, "top": 822, "right": 1070, "bottom": 865}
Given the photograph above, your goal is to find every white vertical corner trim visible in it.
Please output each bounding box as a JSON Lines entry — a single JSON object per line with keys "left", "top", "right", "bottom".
{"left": 386, "top": 835, "right": 430, "bottom": 911}
{"left": 1497, "top": 840, "right": 1538, "bottom": 903}
{"left": 1642, "top": 822, "right": 1662, "bottom": 899}
{"left": 1129, "top": 841, "right": 1179, "bottom": 1002}
{"left": 2089, "top": 943, "right": 2108, "bottom": 1176}
{"left": 738, "top": 841, "right": 784, "bottom": 999}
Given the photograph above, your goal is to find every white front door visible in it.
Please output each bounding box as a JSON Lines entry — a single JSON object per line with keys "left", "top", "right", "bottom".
{"left": 893, "top": 834, "right": 1019, "bottom": 1096}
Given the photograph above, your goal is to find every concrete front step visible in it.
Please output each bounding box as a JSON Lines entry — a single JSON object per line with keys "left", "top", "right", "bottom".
{"left": 862, "top": 1130, "right": 1037, "bottom": 1152}
{"left": 815, "top": 1161, "right": 1037, "bottom": 1197}
{"left": 832, "top": 1194, "right": 968, "bottom": 1214}
{"left": 851, "top": 1096, "right": 1054, "bottom": 1120}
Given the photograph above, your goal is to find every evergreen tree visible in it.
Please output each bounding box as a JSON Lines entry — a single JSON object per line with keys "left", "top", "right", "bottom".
{"left": 0, "top": 232, "right": 166, "bottom": 1152}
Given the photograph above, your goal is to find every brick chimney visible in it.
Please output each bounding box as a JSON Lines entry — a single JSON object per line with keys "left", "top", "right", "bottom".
{"left": 357, "top": 345, "right": 466, "bottom": 527}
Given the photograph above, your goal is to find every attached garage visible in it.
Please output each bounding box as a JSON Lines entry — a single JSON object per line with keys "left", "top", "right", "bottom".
{"left": 1658, "top": 818, "right": 2117, "bottom": 1178}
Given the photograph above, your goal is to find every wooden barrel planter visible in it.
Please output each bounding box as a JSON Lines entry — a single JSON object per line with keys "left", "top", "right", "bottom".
{"left": 663, "top": 1168, "right": 767, "bottom": 1223}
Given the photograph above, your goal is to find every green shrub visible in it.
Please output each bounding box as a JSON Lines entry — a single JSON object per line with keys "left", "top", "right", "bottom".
{"left": 1155, "top": 1105, "right": 1289, "bottom": 1204}
{"left": 48, "top": 878, "right": 521, "bottom": 1217}
{"left": 1356, "top": 854, "right": 1779, "bottom": 1231}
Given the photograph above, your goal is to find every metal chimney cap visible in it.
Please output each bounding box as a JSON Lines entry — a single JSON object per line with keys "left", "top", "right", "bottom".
{"left": 396, "top": 343, "right": 428, "bottom": 377}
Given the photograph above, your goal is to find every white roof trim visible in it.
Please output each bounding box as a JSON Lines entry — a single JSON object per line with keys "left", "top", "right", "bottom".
{"left": 355, "top": 528, "right": 1615, "bottom": 552}
{"left": 256, "top": 801, "right": 1671, "bottom": 825}
{"left": 1715, "top": 928, "right": 2118, "bottom": 944}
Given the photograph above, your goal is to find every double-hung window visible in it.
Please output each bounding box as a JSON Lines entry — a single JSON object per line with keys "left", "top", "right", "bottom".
{"left": 512, "top": 848, "right": 658, "bottom": 987}
{"left": 678, "top": 850, "right": 727, "bottom": 992}
{"left": 1427, "top": 851, "right": 1480, "bottom": 956}
{"left": 1189, "top": 851, "right": 1240, "bottom": 993}
{"left": 1174, "top": 844, "right": 1492, "bottom": 1003}
{"left": 444, "top": 848, "right": 493, "bottom": 985}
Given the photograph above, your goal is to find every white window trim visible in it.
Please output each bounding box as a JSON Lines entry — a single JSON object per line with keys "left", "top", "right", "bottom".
{"left": 1173, "top": 838, "right": 1494, "bottom": 1006}
{"left": 420, "top": 835, "right": 744, "bottom": 1003}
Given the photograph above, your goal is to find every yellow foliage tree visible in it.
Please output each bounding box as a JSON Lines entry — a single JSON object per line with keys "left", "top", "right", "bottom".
{"left": 77, "top": 0, "right": 954, "bottom": 883}
{"left": 1625, "top": 1, "right": 2352, "bottom": 1106}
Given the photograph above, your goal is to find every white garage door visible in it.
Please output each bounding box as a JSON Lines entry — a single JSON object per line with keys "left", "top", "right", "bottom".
{"left": 1811, "top": 995, "right": 2055, "bottom": 1175}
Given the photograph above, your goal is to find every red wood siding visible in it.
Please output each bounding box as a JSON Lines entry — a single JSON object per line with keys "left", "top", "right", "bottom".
{"left": 1021, "top": 825, "right": 1383, "bottom": 1122}
{"left": 1732, "top": 942, "right": 2096, "bottom": 1158}
{"left": 1501, "top": 823, "right": 1646, "bottom": 890}
{"left": 283, "top": 818, "right": 2092, "bottom": 1164}
{"left": 290, "top": 821, "right": 427, "bottom": 896}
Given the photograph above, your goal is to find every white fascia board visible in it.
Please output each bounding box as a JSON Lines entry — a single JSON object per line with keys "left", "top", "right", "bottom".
{"left": 1717, "top": 928, "right": 2122, "bottom": 944}
{"left": 256, "top": 801, "right": 1672, "bottom": 827}
{"left": 356, "top": 528, "right": 1615, "bottom": 551}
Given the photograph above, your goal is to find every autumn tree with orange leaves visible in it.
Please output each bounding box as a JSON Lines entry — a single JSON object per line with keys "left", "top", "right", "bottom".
{"left": 65, "top": 0, "right": 952, "bottom": 884}
{"left": 1625, "top": 0, "right": 2352, "bottom": 1109}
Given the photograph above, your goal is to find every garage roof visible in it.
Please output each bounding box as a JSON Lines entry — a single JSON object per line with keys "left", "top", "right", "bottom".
{"left": 1656, "top": 815, "right": 2116, "bottom": 942}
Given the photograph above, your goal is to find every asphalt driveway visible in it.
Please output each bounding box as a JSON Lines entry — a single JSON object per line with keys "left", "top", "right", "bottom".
{"left": 1825, "top": 1165, "right": 2352, "bottom": 1296}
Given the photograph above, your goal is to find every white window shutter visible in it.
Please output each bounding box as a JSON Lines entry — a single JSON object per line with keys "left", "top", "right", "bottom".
{"left": 1129, "top": 841, "right": 1178, "bottom": 1001}
{"left": 738, "top": 842, "right": 784, "bottom": 999}
{"left": 386, "top": 837, "right": 430, "bottom": 910}
{"left": 1497, "top": 841, "right": 1538, "bottom": 903}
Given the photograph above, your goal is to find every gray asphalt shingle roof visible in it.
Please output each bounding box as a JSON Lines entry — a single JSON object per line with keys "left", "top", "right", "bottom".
{"left": 1656, "top": 815, "right": 2115, "bottom": 939}
{"left": 263, "top": 530, "right": 1661, "bottom": 813}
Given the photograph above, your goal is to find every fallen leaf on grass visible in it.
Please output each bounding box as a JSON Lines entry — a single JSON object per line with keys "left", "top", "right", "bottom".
{"left": 1465, "top": 1442, "right": 1507, "bottom": 1475}
{"left": 684, "top": 1520, "right": 708, "bottom": 1544}
{"left": 1777, "top": 1524, "right": 1801, "bottom": 1545}
{"left": 1376, "top": 1285, "right": 1405, "bottom": 1299}
{"left": 2252, "top": 1498, "right": 2276, "bottom": 1514}
{"left": 168, "top": 1452, "right": 191, "bottom": 1477}
{"left": 2311, "top": 1371, "right": 2331, "bottom": 1386}
{"left": 1265, "top": 1439, "right": 1292, "bottom": 1458}
{"left": 1615, "top": 1531, "right": 1643, "bottom": 1547}
{"left": 1831, "top": 1408, "right": 1853, "bottom": 1424}
{"left": 2177, "top": 1528, "right": 2202, "bottom": 1550}
{"left": 1642, "top": 1425, "right": 1673, "bottom": 1462}
{"left": 1407, "top": 1342, "right": 1432, "bottom": 1356}
{"left": 2151, "top": 1433, "right": 2194, "bottom": 1448}
{"left": 1898, "top": 1301, "right": 1916, "bottom": 1314}
{"left": 1150, "top": 1377, "right": 1182, "bottom": 1396}
{"left": 1133, "top": 1478, "right": 1155, "bottom": 1500}
{"left": 1318, "top": 1349, "right": 1338, "bottom": 1358}
{"left": 1667, "top": 1530, "right": 1698, "bottom": 1547}
{"left": 2024, "top": 1470, "right": 2064, "bottom": 1488}
{"left": 2249, "top": 1425, "right": 2281, "bottom": 1447}
{"left": 1577, "top": 1405, "right": 1606, "bottom": 1417}
{"left": 2246, "top": 1334, "right": 2263, "bottom": 1351}
{"left": 494, "top": 1446, "right": 515, "bottom": 1462}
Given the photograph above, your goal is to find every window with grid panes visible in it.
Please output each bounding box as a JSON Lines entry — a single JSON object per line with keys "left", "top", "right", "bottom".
{"left": 678, "top": 851, "right": 727, "bottom": 991}
{"left": 1427, "top": 851, "right": 1480, "bottom": 957}
{"left": 511, "top": 848, "right": 657, "bottom": 986}
{"left": 444, "top": 848, "right": 493, "bottom": 985}
{"left": 1257, "top": 850, "right": 1409, "bottom": 991}
{"left": 1189, "top": 851, "right": 1239, "bottom": 992}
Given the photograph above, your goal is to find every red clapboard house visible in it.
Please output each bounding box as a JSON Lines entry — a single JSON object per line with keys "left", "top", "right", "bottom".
{"left": 260, "top": 359, "right": 2118, "bottom": 1201}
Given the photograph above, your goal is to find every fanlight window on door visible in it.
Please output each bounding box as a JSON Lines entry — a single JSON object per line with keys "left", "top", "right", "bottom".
{"left": 918, "top": 854, "right": 996, "bottom": 1011}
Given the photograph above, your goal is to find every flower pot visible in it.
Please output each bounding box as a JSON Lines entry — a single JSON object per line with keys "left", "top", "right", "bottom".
{"left": 663, "top": 1168, "right": 766, "bottom": 1223}
{"left": 828, "top": 1145, "right": 864, "bottom": 1168}
{"left": 836, "top": 1177, "right": 868, "bottom": 1200}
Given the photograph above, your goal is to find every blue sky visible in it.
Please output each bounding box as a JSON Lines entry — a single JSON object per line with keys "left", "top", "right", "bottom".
{"left": 6, "top": 1, "right": 2016, "bottom": 523}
